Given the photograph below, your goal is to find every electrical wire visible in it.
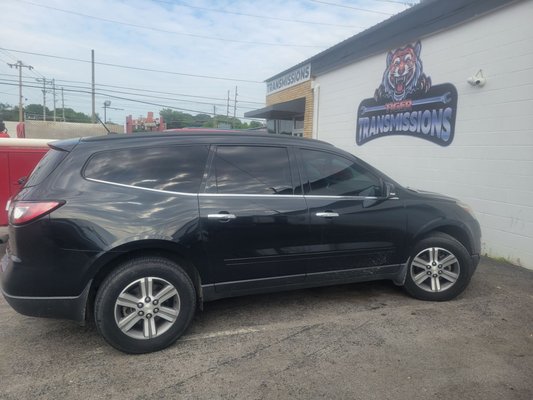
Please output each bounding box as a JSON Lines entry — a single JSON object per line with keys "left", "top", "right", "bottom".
{"left": 0, "top": 77, "right": 263, "bottom": 111}
{"left": 15, "top": 0, "right": 325, "bottom": 49}
{"left": 369, "top": 0, "right": 415, "bottom": 5}
{"left": 309, "top": 0, "right": 394, "bottom": 15}
{"left": 153, "top": 0, "right": 365, "bottom": 28}
{"left": 0, "top": 81, "right": 261, "bottom": 118}
{"left": 0, "top": 47, "right": 263, "bottom": 83}
{"left": 0, "top": 73, "right": 266, "bottom": 104}
{"left": 0, "top": 48, "right": 47, "bottom": 79}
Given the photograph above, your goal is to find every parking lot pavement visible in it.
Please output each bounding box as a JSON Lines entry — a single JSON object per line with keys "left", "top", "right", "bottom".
{"left": 1, "top": 246, "right": 532, "bottom": 400}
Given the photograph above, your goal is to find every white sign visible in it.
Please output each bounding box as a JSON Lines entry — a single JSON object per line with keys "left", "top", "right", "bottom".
{"left": 266, "top": 64, "right": 311, "bottom": 94}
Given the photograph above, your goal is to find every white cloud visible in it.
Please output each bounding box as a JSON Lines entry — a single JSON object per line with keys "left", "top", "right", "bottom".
{"left": 0, "top": 0, "right": 413, "bottom": 123}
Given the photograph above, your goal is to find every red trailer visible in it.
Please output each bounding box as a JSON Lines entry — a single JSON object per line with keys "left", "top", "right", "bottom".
{"left": 0, "top": 139, "right": 50, "bottom": 226}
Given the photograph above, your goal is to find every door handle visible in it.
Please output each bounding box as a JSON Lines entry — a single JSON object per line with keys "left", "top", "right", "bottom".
{"left": 208, "top": 213, "right": 236, "bottom": 220}
{"left": 315, "top": 212, "right": 339, "bottom": 218}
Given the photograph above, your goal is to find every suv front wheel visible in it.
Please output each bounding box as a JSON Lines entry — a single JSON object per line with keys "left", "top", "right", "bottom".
{"left": 94, "top": 257, "right": 196, "bottom": 354}
{"left": 403, "top": 233, "right": 473, "bottom": 301}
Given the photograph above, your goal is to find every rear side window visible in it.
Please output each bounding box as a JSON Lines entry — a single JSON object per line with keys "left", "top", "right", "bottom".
{"left": 84, "top": 145, "right": 208, "bottom": 193}
{"left": 207, "top": 145, "right": 293, "bottom": 195}
{"left": 24, "top": 149, "right": 67, "bottom": 188}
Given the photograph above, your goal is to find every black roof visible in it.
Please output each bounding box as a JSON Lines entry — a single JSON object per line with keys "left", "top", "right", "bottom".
{"left": 78, "top": 130, "right": 333, "bottom": 147}
{"left": 267, "top": 0, "right": 519, "bottom": 82}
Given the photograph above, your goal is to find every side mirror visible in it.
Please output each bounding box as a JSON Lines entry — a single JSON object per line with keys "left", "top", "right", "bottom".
{"left": 384, "top": 182, "right": 396, "bottom": 198}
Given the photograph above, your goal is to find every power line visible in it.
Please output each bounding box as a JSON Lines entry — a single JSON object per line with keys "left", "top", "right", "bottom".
{"left": 0, "top": 48, "right": 46, "bottom": 79}
{"left": 62, "top": 81, "right": 264, "bottom": 105}
{"left": 153, "top": 0, "right": 365, "bottom": 28}
{"left": 16, "top": 0, "right": 324, "bottom": 49}
{"left": 7, "top": 60, "right": 34, "bottom": 122}
{"left": 309, "top": 0, "right": 394, "bottom": 15}
{"left": 0, "top": 77, "right": 264, "bottom": 110}
{"left": 0, "top": 47, "right": 263, "bottom": 83}
{"left": 0, "top": 81, "right": 242, "bottom": 116}
{"left": 369, "top": 0, "right": 415, "bottom": 5}
{"left": 0, "top": 73, "right": 265, "bottom": 104}
{"left": 66, "top": 80, "right": 264, "bottom": 105}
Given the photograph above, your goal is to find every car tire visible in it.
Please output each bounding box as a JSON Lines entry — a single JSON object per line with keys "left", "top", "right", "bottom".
{"left": 94, "top": 256, "right": 196, "bottom": 354}
{"left": 403, "top": 232, "right": 473, "bottom": 301}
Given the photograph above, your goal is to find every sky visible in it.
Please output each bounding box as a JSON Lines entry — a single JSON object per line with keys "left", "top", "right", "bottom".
{"left": 0, "top": 0, "right": 417, "bottom": 125}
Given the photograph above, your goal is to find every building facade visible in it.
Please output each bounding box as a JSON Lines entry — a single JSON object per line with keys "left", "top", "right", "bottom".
{"left": 246, "top": 0, "right": 533, "bottom": 268}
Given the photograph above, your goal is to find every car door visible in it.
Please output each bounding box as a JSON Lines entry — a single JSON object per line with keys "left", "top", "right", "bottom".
{"left": 298, "top": 147, "right": 406, "bottom": 281}
{"left": 199, "top": 144, "right": 309, "bottom": 293}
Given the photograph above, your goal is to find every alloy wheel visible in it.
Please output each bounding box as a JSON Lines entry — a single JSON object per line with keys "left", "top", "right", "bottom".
{"left": 114, "top": 277, "right": 181, "bottom": 340}
{"left": 409, "top": 247, "right": 460, "bottom": 293}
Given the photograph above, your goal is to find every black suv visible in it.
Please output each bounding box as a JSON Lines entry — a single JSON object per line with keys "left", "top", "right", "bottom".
{"left": 1, "top": 131, "right": 481, "bottom": 353}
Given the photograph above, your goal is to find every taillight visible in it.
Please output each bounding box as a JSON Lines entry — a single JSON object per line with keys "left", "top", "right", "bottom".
{"left": 9, "top": 201, "right": 64, "bottom": 225}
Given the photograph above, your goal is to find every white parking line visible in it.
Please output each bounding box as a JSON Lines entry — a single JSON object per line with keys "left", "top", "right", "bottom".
{"left": 182, "top": 327, "right": 264, "bottom": 341}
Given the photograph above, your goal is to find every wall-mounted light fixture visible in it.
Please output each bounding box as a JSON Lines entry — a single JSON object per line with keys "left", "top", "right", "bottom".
{"left": 467, "top": 69, "right": 486, "bottom": 87}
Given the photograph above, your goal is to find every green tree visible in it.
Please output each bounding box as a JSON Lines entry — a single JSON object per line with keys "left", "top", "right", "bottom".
{"left": 57, "top": 108, "right": 92, "bottom": 123}
{"left": 24, "top": 104, "right": 51, "bottom": 120}
{"left": 159, "top": 108, "right": 260, "bottom": 130}
{"left": 0, "top": 103, "right": 18, "bottom": 121}
{"left": 0, "top": 103, "right": 92, "bottom": 123}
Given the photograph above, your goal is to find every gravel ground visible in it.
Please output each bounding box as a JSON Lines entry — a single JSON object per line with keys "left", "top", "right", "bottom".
{"left": 1, "top": 242, "right": 532, "bottom": 399}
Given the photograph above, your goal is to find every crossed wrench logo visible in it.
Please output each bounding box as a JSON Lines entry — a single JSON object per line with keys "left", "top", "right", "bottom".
{"left": 360, "top": 92, "right": 452, "bottom": 116}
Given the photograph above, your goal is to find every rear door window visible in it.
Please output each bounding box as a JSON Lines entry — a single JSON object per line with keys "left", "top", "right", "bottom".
{"left": 206, "top": 145, "right": 294, "bottom": 195}
{"left": 84, "top": 145, "right": 209, "bottom": 193}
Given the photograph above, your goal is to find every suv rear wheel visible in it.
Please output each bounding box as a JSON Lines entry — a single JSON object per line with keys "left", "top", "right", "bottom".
{"left": 94, "top": 257, "right": 196, "bottom": 353}
{"left": 403, "top": 233, "right": 473, "bottom": 301}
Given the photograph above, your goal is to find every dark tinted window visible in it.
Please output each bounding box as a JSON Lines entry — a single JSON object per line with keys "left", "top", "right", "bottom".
{"left": 25, "top": 149, "right": 67, "bottom": 188}
{"left": 208, "top": 146, "right": 293, "bottom": 194}
{"left": 301, "top": 149, "right": 382, "bottom": 197}
{"left": 84, "top": 145, "right": 208, "bottom": 193}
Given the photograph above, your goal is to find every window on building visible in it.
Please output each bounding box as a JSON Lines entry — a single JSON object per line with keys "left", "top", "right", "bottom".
{"left": 278, "top": 120, "right": 293, "bottom": 135}
{"left": 266, "top": 119, "right": 276, "bottom": 134}
{"left": 266, "top": 118, "right": 304, "bottom": 136}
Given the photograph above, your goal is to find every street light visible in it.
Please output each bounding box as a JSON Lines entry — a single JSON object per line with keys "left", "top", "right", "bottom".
{"left": 102, "top": 100, "right": 123, "bottom": 124}
{"left": 103, "top": 100, "right": 111, "bottom": 123}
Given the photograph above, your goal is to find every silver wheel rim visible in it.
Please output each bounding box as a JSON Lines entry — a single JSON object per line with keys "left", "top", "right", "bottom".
{"left": 114, "top": 277, "right": 181, "bottom": 340}
{"left": 409, "top": 247, "right": 460, "bottom": 293}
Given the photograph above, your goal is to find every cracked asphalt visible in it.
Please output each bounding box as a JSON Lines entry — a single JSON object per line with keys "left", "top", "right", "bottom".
{"left": 1, "top": 246, "right": 532, "bottom": 399}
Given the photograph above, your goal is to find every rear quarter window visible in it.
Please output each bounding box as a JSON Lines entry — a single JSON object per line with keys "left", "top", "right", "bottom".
{"left": 24, "top": 149, "right": 68, "bottom": 188}
{"left": 83, "top": 145, "right": 209, "bottom": 193}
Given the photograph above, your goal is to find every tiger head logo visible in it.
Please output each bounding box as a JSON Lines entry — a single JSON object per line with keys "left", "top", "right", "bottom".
{"left": 374, "top": 41, "right": 431, "bottom": 102}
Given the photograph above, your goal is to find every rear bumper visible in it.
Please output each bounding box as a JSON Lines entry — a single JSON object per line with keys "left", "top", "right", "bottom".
{"left": 1, "top": 279, "right": 91, "bottom": 323}
{"left": 1, "top": 248, "right": 92, "bottom": 323}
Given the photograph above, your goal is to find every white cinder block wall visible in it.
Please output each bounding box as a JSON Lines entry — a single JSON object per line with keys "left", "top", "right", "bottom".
{"left": 314, "top": 1, "right": 533, "bottom": 268}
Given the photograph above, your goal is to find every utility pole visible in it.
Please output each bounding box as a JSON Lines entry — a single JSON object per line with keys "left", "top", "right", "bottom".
{"left": 52, "top": 79, "right": 57, "bottom": 122}
{"left": 91, "top": 49, "right": 96, "bottom": 123}
{"left": 213, "top": 105, "right": 216, "bottom": 128}
{"left": 61, "top": 87, "right": 65, "bottom": 121}
{"left": 35, "top": 77, "right": 53, "bottom": 121}
{"left": 36, "top": 78, "right": 48, "bottom": 121}
{"left": 226, "top": 90, "right": 230, "bottom": 118}
{"left": 7, "top": 60, "right": 33, "bottom": 122}
{"left": 103, "top": 100, "right": 110, "bottom": 123}
{"left": 36, "top": 78, "right": 54, "bottom": 121}
{"left": 233, "top": 86, "right": 238, "bottom": 126}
